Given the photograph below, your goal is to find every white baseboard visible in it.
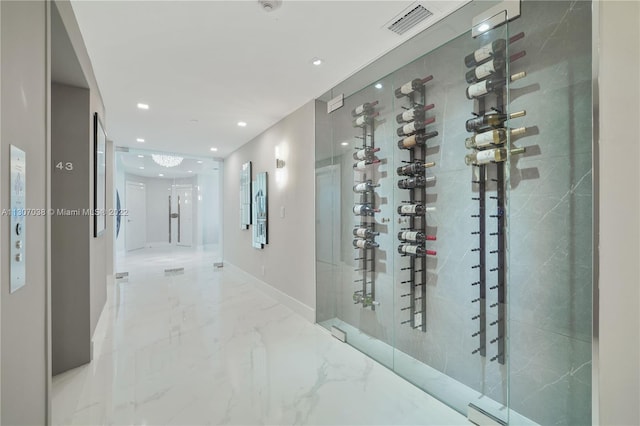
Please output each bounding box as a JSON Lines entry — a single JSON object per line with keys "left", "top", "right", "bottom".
{"left": 223, "top": 261, "right": 316, "bottom": 323}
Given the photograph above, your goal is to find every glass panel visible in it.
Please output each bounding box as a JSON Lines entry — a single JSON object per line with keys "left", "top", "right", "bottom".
{"left": 114, "top": 147, "right": 223, "bottom": 276}
{"left": 316, "top": 2, "right": 592, "bottom": 425}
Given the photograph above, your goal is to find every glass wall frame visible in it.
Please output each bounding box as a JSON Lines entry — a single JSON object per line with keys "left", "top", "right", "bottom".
{"left": 315, "top": 2, "right": 593, "bottom": 425}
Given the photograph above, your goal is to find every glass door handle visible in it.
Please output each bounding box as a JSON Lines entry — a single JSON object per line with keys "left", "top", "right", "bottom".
{"left": 168, "top": 195, "right": 172, "bottom": 243}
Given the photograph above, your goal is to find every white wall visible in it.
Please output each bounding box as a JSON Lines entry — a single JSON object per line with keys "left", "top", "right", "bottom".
{"left": 0, "top": 1, "right": 48, "bottom": 423}
{"left": 223, "top": 101, "right": 316, "bottom": 320}
{"left": 598, "top": 1, "right": 640, "bottom": 424}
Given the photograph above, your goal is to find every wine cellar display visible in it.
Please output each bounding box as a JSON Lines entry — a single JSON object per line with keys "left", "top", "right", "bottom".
{"left": 351, "top": 101, "right": 380, "bottom": 309}
{"left": 464, "top": 31, "right": 527, "bottom": 364}
{"left": 395, "top": 75, "right": 437, "bottom": 332}
{"left": 317, "top": 2, "right": 593, "bottom": 424}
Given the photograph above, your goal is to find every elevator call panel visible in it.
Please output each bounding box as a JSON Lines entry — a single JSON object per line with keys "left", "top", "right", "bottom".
{"left": 10, "top": 145, "right": 26, "bottom": 293}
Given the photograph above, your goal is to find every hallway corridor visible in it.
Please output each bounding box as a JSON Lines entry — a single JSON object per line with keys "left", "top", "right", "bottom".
{"left": 52, "top": 254, "right": 467, "bottom": 425}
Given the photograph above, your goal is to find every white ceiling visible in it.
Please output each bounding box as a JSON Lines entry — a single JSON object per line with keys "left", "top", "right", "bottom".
{"left": 71, "top": 0, "right": 467, "bottom": 158}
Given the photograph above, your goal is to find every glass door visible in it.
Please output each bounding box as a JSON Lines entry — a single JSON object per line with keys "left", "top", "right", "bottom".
{"left": 114, "top": 148, "right": 223, "bottom": 278}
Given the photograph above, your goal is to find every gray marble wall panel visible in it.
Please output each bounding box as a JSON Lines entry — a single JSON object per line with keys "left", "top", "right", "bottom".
{"left": 315, "top": 1, "right": 592, "bottom": 424}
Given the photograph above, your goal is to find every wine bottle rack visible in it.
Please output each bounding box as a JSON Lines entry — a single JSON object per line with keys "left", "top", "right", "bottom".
{"left": 352, "top": 103, "right": 380, "bottom": 310}
{"left": 464, "top": 31, "right": 526, "bottom": 365}
{"left": 396, "top": 76, "right": 437, "bottom": 332}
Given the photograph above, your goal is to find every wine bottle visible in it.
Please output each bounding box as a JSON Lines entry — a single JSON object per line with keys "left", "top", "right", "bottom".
{"left": 397, "top": 117, "right": 436, "bottom": 137}
{"left": 465, "top": 127, "right": 527, "bottom": 149}
{"left": 466, "top": 72, "right": 526, "bottom": 99}
{"left": 353, "top": 146, "right": 380, "bottom": 160}
{"left": 398, "top": 244, "right": 437, "bottom": 256}
{"left": 465, "top": 110, "right": 526, "bottom": 133}
{"left": 394, "top": 75, "right": 433, "bottom": 98}
{"left": 353, "top": 112, "right": 379, "bottom": 128}
{"left": 397, "top": 131, "right": 439, "bottom": 150}
{"left": 395, "top": 103, "right": 435, "bottom": 124}
{"left": 397, "top": 231, "right": 436, "bottom": 243}
{"left": 465, "top": 51, "right": 526, "bottom": 84}
{"left": 351, "top": 100, "right": 379, "bottom": 117}
{"left": 464, "top": 31, "right": 526, "bottom": 68}
{"left": 464, "top": 147, "right": 526, "bottom": 166}
{"left": 396, "top": 161, "right": 436, "bottom": 176}
{"left": 353, "top": 239, "right": 379, "bottom": 249}
{"left": 397, "top": 204, "right": 436, "bottom": 215}
{"left": 353, "top": 204, "right": 380, "bottom": 216}
{"left": 353, "top": 159, "right": 381, "bottom": 170}
{"left": 353, "top": 180, "right": 380, "bottom": 193}
{"left": 397, "top": 176, "right": 436, "bottom": 189}
{"left": 353, "top": 228, "right": 379, "bottom": 239}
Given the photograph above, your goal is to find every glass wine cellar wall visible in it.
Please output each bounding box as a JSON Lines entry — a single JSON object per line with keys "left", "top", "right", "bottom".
{"left": 315, "top": 1, "right": 593, "bottom": 424}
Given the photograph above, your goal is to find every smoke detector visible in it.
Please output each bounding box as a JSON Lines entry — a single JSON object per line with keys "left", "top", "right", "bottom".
{"left": 258, "top": 0, "right": 282, "bottom": 12}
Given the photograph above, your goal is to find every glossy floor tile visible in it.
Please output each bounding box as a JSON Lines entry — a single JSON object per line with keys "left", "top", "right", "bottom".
{"left": 52, "top": 247, "right": 468, "bottom": 425}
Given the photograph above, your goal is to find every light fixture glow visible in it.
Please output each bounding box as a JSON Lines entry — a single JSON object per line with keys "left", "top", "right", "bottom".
{"left": 137, "top": 103, "right": 149, "bottom": 110}
{"left": 188, "top": 170, "right": 193, "bottom": 173}
{"left": 312, "top": 58, "right": 323, "bottom": 66}
{"left": 197, "top": 160, "right": 203, "bottom": 164}
{"left": 341, "top": 142, "right": 349, "bottom": 146}
{"left": 237, "top": 121, "right": 247, "bottom": 127}
{"left": 139, "top": 166, "right": 144, "bottom": 170}
{"left": 158, "top": 173, "right": 164, "bottom": 177}
{"left": 152, "top": 154, "right": 183, "bottom": 168}
{"left": 374, "top": 83, "right": 383, "bottom": 89}
{"left": 137, "top": 155, "right": 144, "bottom": 158}
{"left": 210, "top": 147, "right": 218, "bottom": 152}
{"left": 478, "top": 23, "right": 490, "bottom": 33}
{"left": 136, "top": 138, "right": 145, "bottom": 143}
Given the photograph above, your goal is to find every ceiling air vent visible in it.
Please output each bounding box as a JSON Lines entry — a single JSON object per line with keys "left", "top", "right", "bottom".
{"left": 386, "top": 3, "right": 434, "bottom": 35}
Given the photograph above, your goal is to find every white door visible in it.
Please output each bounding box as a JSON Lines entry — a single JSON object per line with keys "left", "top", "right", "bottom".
{"left": 125, "top": 182, "right": 146, "bottom": 250}
{"left": 316, "top": 165, "right": 340, "bottom": 263}
{"left": 171, "top": 184, "right": 193, "bottom": 247}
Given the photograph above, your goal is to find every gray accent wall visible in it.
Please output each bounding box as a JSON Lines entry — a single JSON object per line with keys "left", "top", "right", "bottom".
{"left": 51, "top": 83, "right": 91, "bottom": 375}
{"left": 0, "top": 1, "right": 48, "bottom": 424}
{"left": 223, "top": 101, "right": 316, "bottom": 315}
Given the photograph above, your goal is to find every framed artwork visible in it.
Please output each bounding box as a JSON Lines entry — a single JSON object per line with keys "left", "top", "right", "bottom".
{"left": 94, "top": 112, "right": 107, "bottom": 237}
{"left": 240, "top": 161, "right": 252, "bottom": 229}
{"left": 252, "top": 172, "right": 267, "bottom": 249}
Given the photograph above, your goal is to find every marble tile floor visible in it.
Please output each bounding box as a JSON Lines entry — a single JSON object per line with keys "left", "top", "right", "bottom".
{"left": 53, "top": 248, "right": 468, "bottom": 425}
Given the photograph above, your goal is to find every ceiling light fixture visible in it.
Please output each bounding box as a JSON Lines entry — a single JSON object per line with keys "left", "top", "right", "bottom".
{"left": 136, "top": 138, "right": 145, "bottom": 143}
{"left": 137, "top": 155, "right": 144, "bottom": 158}
{"left": 477, "top": 23, "right": 490, "bottom": 33}
{"left": 188, "top": 170, "right": 193, "bottom": 173}
{"left": 237, "top": 121, "right": 247, "bottom": 127}
{"left": 197, "top": 160, "right": 203, "bottom": 164}
{"left": 159, "top": 173, "right": 164, "bottom": 177}
{"left": 375, "top": 83, "right": 383, "bottom": 89}
{"left": 341, "top": 142, "right": 349, "bottom": 146}
{"left": 151, "top": 154, "right": 184, "bottom": 168}
{"left": 312, "top": 58, "right": 323, "bottom": 66}
{"left": 258, "top": 0, "right": 282, "bottom": 12}
{"left": 210, "top": 147, "right": 218, "bottom": 152}
{"left": 137, "top": 103, "right": 149, "bottom": 110}
{"left": 139, "top": 167, "right": 144, "bottom": 170}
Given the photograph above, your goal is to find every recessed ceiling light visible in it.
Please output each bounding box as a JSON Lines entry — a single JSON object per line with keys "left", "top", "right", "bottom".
{"left": 477, "top": 23, "right": 490, "bottom": 33}
{"left": 136, "top": 138, "right": 145, "bottom": 143}
{"left": 197, "top": 160, "right": 203, "bottom": 164}
{"left": 374, "top": 83, "right": 383, "bottom": 89}
{"left": 188, "top": 170, "right": 193, "bottom": 173}
{"left": 341, "top": 142, "right": 349, "bottom": 146}
{"left": 210, "top": 147, "right": 218, "bottom": 152}
{"left": 139, "top": 166, "right": 144, "bottom": 170}
{"left": 137, "top": 103, "right": 149, "bottom": 110}
{"left": 137, "top": 155, "right": 144, "bottom": 158}
{"left": 312, "top": 57, "right": 323, "bottom": 66}
{"left": 158, "top": 173, "right": 164, "bottom": 177}
{"left": 237, "top": 121, "right": 247, "bottom": 127}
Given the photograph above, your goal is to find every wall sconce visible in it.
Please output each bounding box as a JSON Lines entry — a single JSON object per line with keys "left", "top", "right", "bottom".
{"left": 276, "top": 158, "right": 286, "bottom": 169}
